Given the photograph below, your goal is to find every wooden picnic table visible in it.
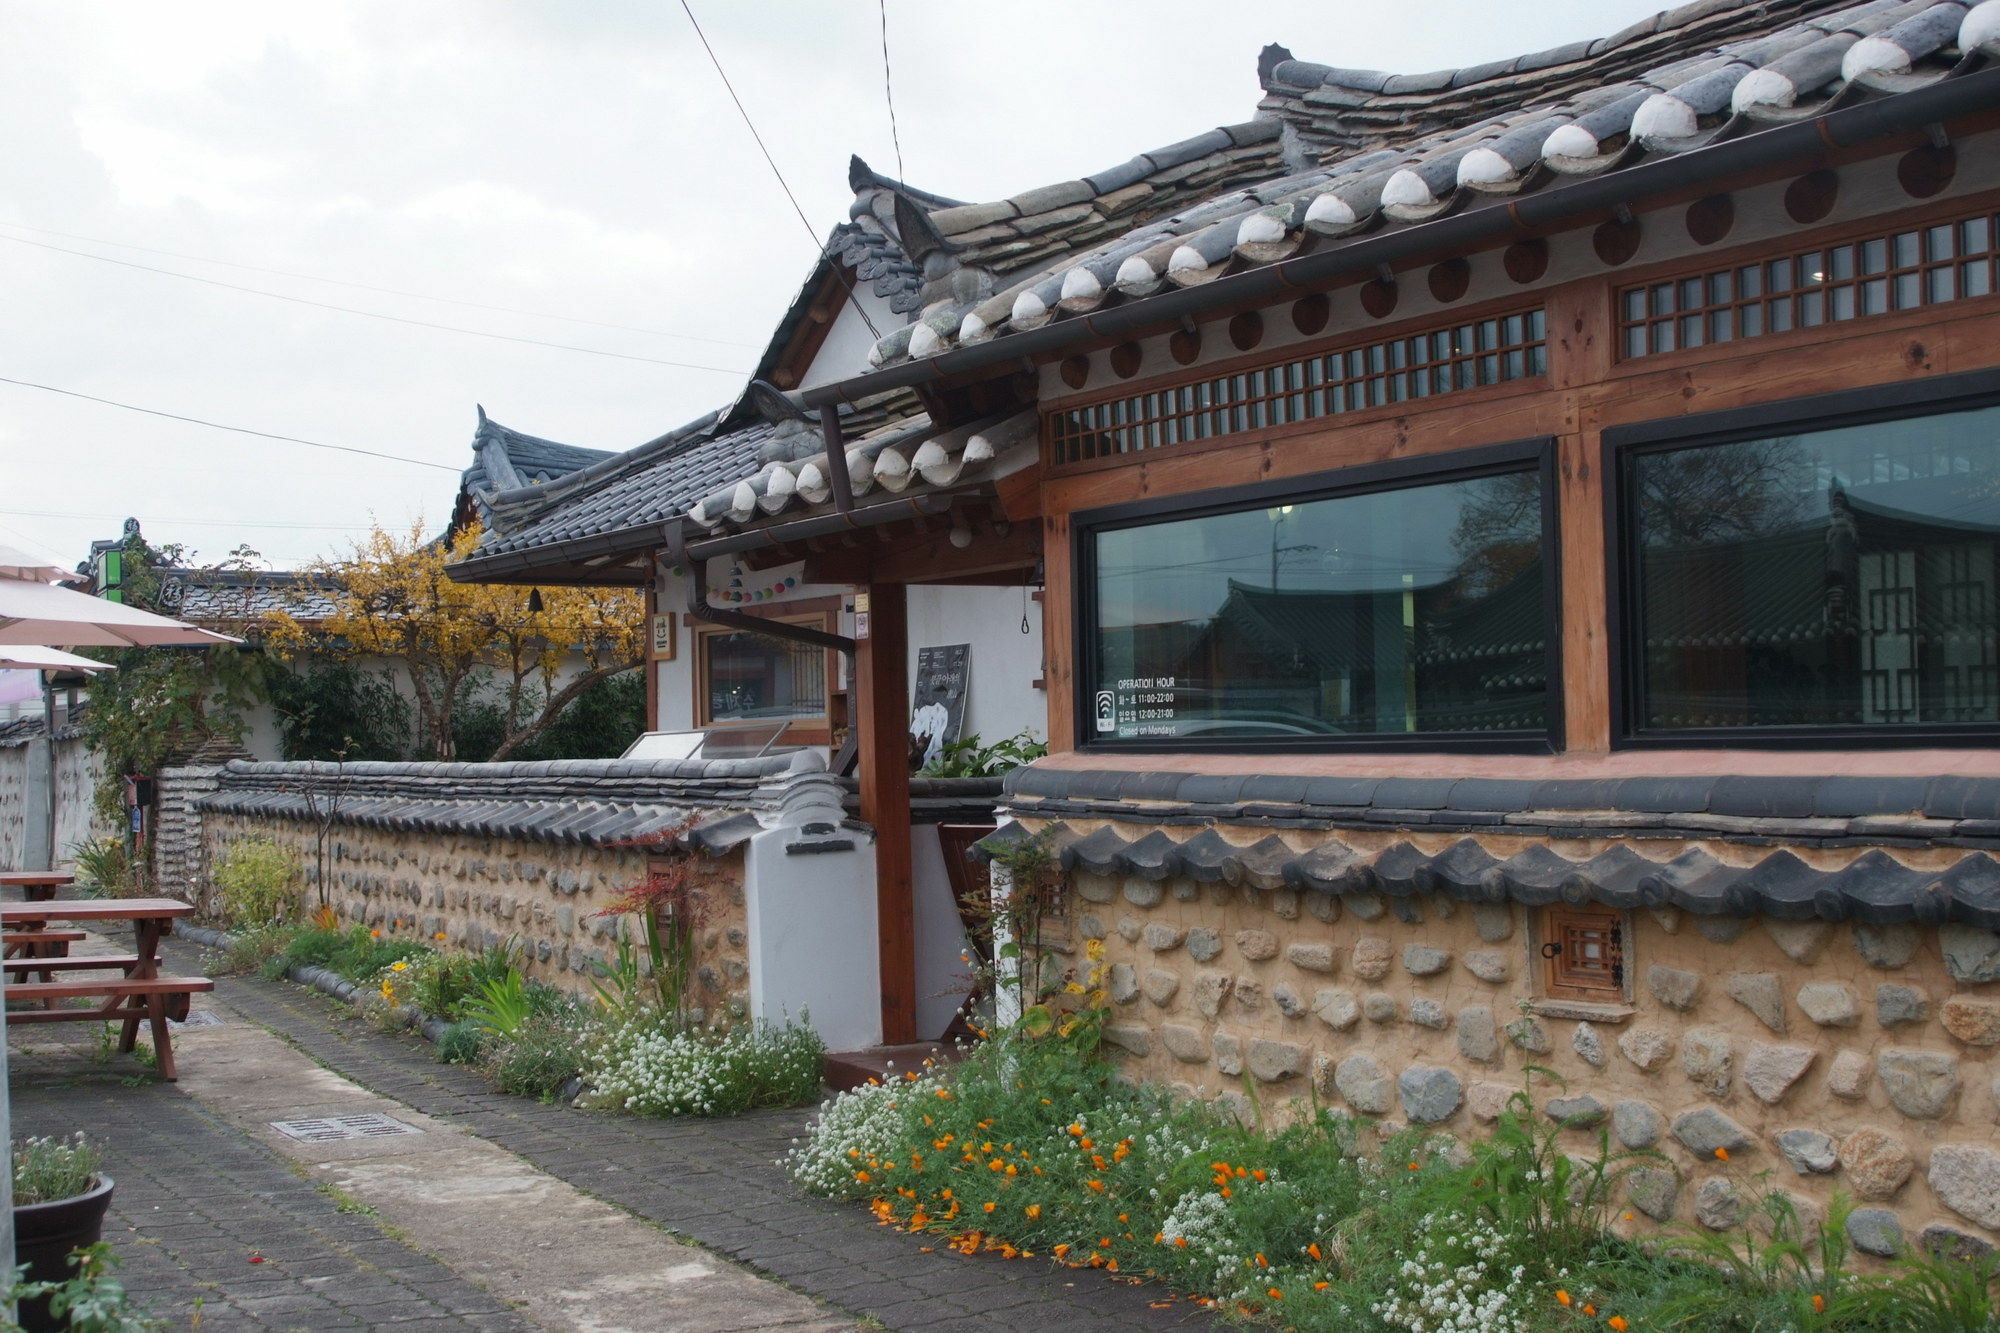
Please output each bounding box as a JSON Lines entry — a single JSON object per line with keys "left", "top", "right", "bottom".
{"left": 2, "top": 897, "right": 211, "bottom": 1079}
{"left": 0, "top": 872, "right": 75, "bottom": 902}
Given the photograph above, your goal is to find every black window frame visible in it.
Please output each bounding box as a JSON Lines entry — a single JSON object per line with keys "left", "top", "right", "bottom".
{"left": 1607, "top": 366, "right": 2000, "bottom": 750}
{"left": 1072, "top": 436, "right": 1563, "bottom": 755}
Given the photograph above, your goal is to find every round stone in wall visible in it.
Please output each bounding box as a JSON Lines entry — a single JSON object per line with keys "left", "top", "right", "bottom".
{"left": 1725, "top": 971, "right": 1787, "bottom": 1034}
{"left": 1402, "top": 944, "right": 1450, "bottom": 976}
{"left": 1845, "top": 1207, "right": 1905, "bottom": 1258}
{"left": 1235, "top": 929, "right": 1279, "bottom": 962}
{"left": 1839, "top": 1126, "right": 1916, "bottom": 1201}
{"left": 1876, "top": 1047, "right": 1961, "bottom": 1120}
{"left": 1853, "top": 922, "right": 1920, "bottom": 969}
{"left": 1397, "top": 1065, "right": 1463, "bottom": 1124}
{"left": 1797, "top": 982, "right": 1862, "bottom": 1028}
{"left": 1612, "top": 1100, "right": 1661, "bottom": 1150}
{"left": 1335, "top": 1053, "right": 1394, "bottom": 1113}
{"left": 1618, "top": 1026, "right": 1674, "bottom": 1072}
{"left": 1774, "top": 1128, "right": 1837, "bottom": 1175}
{"left": 1695, "top": 1177, "right": 1744, "bottom": 1230}
{"left": 1941, "top": 995, "right": 2000, "bottom": 1046}
{"left": 1929, "top": 1144, "right": 2000, "bottom": 1230}
{"left": 1352, "top": 936, "right": 1391, "bottom": 981}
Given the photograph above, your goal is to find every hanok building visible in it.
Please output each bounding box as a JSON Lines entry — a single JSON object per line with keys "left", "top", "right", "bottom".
{"left": 455, "top": 0, "right": 2000, "bottom": 1254}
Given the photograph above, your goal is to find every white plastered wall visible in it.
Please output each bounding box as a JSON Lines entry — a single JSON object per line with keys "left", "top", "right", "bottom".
{"left": 742, "top": 824, "right": 882, "bottom": 1051}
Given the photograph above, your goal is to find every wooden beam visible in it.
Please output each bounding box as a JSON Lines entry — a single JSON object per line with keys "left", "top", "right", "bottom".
{"left": 803, "top": 520, "right": 1042, "bottom": 586}
{"left": 855, "top": 582, "right": 916, "bottom": 1045}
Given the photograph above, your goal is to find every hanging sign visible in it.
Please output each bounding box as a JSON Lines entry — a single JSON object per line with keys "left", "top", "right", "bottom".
{"left": 911, "top": 644, "right": 971, "bottom": 768}
{"left": 703, "top": 556, "right": 809, "bottom": 607}
{"left": 649, "top": 613, "right": 677, "bottom": 661}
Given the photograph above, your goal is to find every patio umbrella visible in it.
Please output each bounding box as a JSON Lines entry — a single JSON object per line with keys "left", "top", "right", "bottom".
{"left": 0, "top": 543, "right": 81, "bottom": 584}
{"left": 0, "top": 646, "right": 112, "bottom": 672}
{"left": 0, "top": 577, "right": 239, "bottom": 647}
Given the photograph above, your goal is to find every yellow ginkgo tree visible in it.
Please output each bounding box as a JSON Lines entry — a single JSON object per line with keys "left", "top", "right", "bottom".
{"left": 266, "top": 521, "right": 645, "bottom": 761}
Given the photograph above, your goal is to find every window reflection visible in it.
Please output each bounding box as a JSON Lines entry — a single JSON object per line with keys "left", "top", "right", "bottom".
{"left": 1630, "top": 403, "right": 2000, "bottom": 729}
{"left": 1090, "top": 469, "right": 1550, "bottom": 741}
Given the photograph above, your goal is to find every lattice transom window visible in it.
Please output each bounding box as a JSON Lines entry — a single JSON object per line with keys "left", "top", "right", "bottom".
{"left": 1617, "top": 208, "right": 2000, "bottom": 359}
{"left": 1048, "top": 308, "right": 1547, "bottom": 465}
{"left": 1539, "top": 906, "right": 1627, "bottom": 1000}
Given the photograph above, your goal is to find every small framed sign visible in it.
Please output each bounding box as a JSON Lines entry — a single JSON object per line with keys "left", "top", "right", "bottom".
{"left": 650, "top": 613, "right": 677, "bottom": 661}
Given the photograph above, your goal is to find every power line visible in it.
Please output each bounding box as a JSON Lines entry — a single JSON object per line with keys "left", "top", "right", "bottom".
{"left": 0, "top": 221, "right": 761, "bottom": 350}
{"left": 0, "top": 375, "right": 462, "bottom": 473}
{"left": 878, "top": 0, "right": 906, "bottom": 183}
{"left": 675, "top": 0, "right": 883, "bottom": 341}
{"left": 0, "top": 507, "right": 375, "bottom": 532}
{"left": 0, "top": 233, "right": 751, "bottom": 374}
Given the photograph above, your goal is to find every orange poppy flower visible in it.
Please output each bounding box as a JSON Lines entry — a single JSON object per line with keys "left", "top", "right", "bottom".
{"left": 1714, "top": 1147, "right": 1730, "bottom": 1161}
{"left": 1556, "top": 1291, "right": 1572, "bottom": 1307}
{"left": 1608, "top": 1319, "right": 1629, "bottom": 1332}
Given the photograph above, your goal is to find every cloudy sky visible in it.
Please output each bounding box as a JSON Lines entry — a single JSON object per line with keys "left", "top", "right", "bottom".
{"left": 0, "top": 0, "right": 1668, "bottom": 570}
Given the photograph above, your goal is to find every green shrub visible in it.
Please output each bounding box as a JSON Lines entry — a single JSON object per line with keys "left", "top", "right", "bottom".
{"left": 436, "top": 1020, "right": 486, "bottom": 1065}
{"left": 484, "top": 1015, "right": 588, "bottom": 1100}
{"left": 211, "top": 836, "right": 301, "bottom": 927}
{"left": 279, "top": 925, "right": 427, "bottom": 983}
{"left": 12, "top": 1134, "right": 101, "bottom": 1205}
{"left": 407, "top": 944, "right": 518, "bottom": 1023}
{"left": 217, "top": 920, "right": 295, "bottom": 976}
{"left": 5, "top": 1242, "right": 162, "bottom": 1332}
{"left": 67, "top": 838, "right": 130, "bottom": 898}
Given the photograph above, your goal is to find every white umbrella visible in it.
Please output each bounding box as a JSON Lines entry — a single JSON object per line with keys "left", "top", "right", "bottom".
{"left": 0, "top": 544, "right": 81, "bottom": 584}
{"left": 0, "top": 578, "right": 239, "bottom": 647}
{"left": 0, "top": 646, "right": 110, "bottom": 672}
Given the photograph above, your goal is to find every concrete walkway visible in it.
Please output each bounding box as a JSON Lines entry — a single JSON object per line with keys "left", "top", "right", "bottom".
{"left": 11, "top": 934, "right": 1210, "bottom": 1331}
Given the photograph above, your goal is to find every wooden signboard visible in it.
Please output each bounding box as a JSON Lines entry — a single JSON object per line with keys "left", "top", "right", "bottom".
{"left": 650, "top": 613, "right": 677, "bottom": 661}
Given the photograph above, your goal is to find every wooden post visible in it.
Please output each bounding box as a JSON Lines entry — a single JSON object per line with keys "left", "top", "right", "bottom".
{"left": 642, "top": 580, "right": 660, "bottom": 730}
{"left": 854, "top": 582, "right": 915, "bottom": 1044}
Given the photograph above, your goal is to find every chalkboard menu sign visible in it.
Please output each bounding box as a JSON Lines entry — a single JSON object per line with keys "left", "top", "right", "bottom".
{"left": 911, "top": 643, "right": 970, "bottom": 768}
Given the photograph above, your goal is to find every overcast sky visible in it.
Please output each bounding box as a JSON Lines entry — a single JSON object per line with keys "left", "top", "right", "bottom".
{"left": 0, "top": 0, "right": 1668, "bottom": 570}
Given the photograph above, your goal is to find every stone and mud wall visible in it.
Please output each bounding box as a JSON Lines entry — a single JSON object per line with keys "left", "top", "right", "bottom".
{"left": 990, "top": 769, "right": 2000, "bottom": 1264}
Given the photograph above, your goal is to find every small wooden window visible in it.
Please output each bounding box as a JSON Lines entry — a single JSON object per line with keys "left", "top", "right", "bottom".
{"left": 1539, "top": 906, "right": 1627, "bottom": 1000}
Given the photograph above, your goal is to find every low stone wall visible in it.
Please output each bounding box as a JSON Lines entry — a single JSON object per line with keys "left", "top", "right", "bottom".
{"left": 0, "top": 718, "right": 110, "bottom": 872}
{"left": 188, "top": 755, "right": 837, "bottom": 1025}
{"left": 201, "top": 811, "right": 753, "bottom": 1020}
{"left": 1004, "top": 807, "right": 2000, "bottom": 1264}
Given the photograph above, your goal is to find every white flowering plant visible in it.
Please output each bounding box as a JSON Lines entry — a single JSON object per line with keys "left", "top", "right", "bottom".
{"left": 583, "top": 1016, "right": 823, "bottom": 1118}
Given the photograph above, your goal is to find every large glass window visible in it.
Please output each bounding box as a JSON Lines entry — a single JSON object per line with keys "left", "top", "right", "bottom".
{"left": 1627, "top": 402, "right": 2000, "bottom": 733}
{"left": 1085, "top": 460, "right": 1553, "bottom": 745}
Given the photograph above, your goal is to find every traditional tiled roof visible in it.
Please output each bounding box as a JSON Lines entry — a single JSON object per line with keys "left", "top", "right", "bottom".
{"left": 975, "top": 767, "right": 2000, "bottom": 926}
{"left": 458, "top": 408, "right": 615, "bottom": 528}
{"left": 861, "top": 0, "right": 1998, "bottom": 370}
{"left": 977, "top": 816, "right": 2000, "bottom": 929}
{"left": 680, "top": 405, "right": 1038, "bottom": 539}
{"left": 454, "top": 381, "right": 935, "bottom": 577}
{"left": 156, "top": 570, "right": 340, "bottom": 624}
{"left": 197, "top": 753, "right": 864, "bottom": 853}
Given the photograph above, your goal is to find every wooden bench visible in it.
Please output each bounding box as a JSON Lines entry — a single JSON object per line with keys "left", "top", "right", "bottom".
{"left": 2, "top": 899, "right": 209, "bottom": 1080}
{"left": 4, "top": 929, "right": 83, "bottom": 956}
{"left": 6, "top": 976, "right": 215, "bottom": 1080}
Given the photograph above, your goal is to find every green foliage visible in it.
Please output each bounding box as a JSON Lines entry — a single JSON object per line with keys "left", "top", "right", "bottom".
{"left": 67, "top": 838, "right": 129, "bottom": 898}
{"left": 919, "top": 729, "right": 1046, "bottom": 778}
{"left": 217, "top": 921, "right": 294, "bottom": 976}
{"left": 279, "top": 924, "right": 428, "bottom": 983}
{"left": 12, "top": 1134, "right": 101, "bottom": 1205}
{"left": 483, "top": 1013, "right": 589, "bottom": 1100}
{"left": 453, "top": 670, "right": 644, "bottom": 763}
{"left": 211, "top": 836, "right": 301, "bottom": 926}
{"left": 436, "top": 1020, "right": 486, "bottom": 1065}
{"left": 2, "top": 1244, "right": 163, "bottom": 1333}
{"left": 406, "top": 943, "right": 520, "bottom": 1024}
{"left": 791, "top": 1041, "right": 2000, "bottom": 1329}
{"left": 265, "top": 659, "right": 409, "bottom": 762}
{"left": 463, "top": 970, "right": 534, "bottom": 1038}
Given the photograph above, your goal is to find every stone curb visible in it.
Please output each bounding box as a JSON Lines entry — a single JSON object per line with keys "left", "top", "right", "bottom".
{"left": 178, "top": 922, "right": 449, "bottom": 1043}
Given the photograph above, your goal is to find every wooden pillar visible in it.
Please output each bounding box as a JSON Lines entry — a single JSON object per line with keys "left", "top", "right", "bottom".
{"left": 854, "top": 582, "right": 915, "bottom": 1045}
{"left": 1544, "top": 279, "right": 1614, "bottom": 752}
{"left": 642, "top": 579, "right": 660, "bottom": 730}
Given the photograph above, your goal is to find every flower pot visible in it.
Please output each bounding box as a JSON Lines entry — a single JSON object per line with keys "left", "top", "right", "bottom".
{"left": 13, "top": 1174, "right": 114, "bottom": 1332}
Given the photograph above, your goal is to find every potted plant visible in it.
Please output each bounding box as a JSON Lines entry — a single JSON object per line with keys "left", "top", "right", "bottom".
{"left": 13, "top": 1135, "right": 114, "bottom": 1332}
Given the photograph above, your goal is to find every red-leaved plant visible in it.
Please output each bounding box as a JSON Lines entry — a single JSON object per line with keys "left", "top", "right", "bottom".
{"left": 591, "top": 820, "right": 716, "bottom": 1027}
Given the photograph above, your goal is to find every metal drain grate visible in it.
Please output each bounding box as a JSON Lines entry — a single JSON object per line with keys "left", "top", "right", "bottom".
{"left": 269, "top": 1114, "right": 423, "bottom": 1143}
{"left": 168, "top": 1010, "right": 222, "bottom": 1029}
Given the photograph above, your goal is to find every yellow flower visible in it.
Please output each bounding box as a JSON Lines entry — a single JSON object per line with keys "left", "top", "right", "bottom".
{"left": 390, "top": 961, "right": 409, "bottom": 972}
{"left": 1085, "top": 939, "right": 1106, "bottom": 962}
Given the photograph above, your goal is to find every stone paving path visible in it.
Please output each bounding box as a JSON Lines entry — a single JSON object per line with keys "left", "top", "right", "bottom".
{"left": 197, "top": 944, "right": 1211, "bottom": 1333}
{"left": 11, "top": 1049, "right": 536, "bottom": 1331}
{"left": 11, "top": 936, "right": 1212, "bottom": 1332}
